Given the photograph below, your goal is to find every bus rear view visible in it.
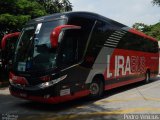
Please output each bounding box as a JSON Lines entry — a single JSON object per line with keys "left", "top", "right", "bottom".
{"left": 9, "top": 12, "right": 159, "bottom": 104}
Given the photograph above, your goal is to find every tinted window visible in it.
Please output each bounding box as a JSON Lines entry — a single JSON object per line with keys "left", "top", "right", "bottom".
{"left": 14, "top": 19, "right": 66, "bottom": 72}
{"left": 87, "top": 21, "right": 114, "bottom": 51}
{"left": 57, "top": 29, "right": 82, "bottom": 67}
{"left": 68, "top": 17, "right": 95, "bottom": 54}
{"left": 87, "top": 21, "right": 104, "bottom": 51}
{"left": 117, "top": 33, "right": 158, "bottom": 53}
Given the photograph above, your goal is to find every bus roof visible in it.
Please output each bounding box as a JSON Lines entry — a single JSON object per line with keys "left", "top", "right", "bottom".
{"left": 27, "top": 11, "right": 126, "bottom": 28}
{"left": 129, "top": 28, "right": 158, "bottom": 42}
{"left": 26, "top": 11, "right": 158, "bottom": 42}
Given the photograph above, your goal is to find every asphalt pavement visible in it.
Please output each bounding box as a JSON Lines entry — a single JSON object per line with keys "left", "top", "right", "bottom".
{"left": 1, "top": 77, "right": 160, "bottom": 120}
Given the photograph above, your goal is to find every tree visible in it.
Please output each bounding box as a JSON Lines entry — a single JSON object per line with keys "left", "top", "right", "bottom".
{"left": 35, "top": 0, "right": 72, "bottom": 14}
{"left": 133, "top": 22, "right": 160, "bottom": 40}
{"left": 152, "top": 0, "right": 160, "bottom": 6}
{"left": 145, "top": 23, "right": 160, "bottom": 40}
{"left": 0, "top": 0, "right": 46, "bottom": 39}
{"left": 0, "top": 0, "right": 72, "bottom": 40}
{"left": 150, "top": 0, "right": 160, "bottom": 40}
{"left": 132, "top": 23, "right": 151, "bottom": 32}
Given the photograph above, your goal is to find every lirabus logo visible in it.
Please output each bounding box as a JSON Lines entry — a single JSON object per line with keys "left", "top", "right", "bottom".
{"left": 106, "top": 55, "right": 146, "bottom": 78}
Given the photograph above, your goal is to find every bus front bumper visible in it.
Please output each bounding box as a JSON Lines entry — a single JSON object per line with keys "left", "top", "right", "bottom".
{"left": 9, "top": 85, "right": 90, "bottom": 104}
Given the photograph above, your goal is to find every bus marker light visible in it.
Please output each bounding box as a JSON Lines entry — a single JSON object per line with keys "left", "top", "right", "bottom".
{"left": 40, "top": 75, "right": 51, "bottom": 82}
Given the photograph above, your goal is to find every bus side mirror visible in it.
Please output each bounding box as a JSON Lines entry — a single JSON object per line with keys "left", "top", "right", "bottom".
{"left": 50, "top": 25, "right": 81, "bottom": 48}
{"left": 1, "top": 32, "right": 20, "bottom": 50}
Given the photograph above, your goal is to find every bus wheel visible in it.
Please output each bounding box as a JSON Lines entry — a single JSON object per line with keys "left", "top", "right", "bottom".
{"left": 145, "top": 71, "right": 150, "bottom": 83}
{"left": 89, "top": 78, "right": 104, "bottom": 99}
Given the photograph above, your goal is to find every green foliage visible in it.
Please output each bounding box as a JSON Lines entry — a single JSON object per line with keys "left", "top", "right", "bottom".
{"left": 132, "top": 23, "right": 151, "bottom": 32}
{"left": 16, "top": 0, "right": 46, "bottom": 18}
{"left": 133, "top": 22, "right": 160, "bottom": 41}
{"left": 0, "top": 0, "right": 47, "bottom": 39}
{"left": 145, "top": 23, "right": 160, "bottom": 40}
{"left": 35, "top": 0, "right": 72, "bottom": 14}
{"left": 152, "top": 0, "right": 160, "bottom": 6}
{"left": 0, "top": 0, "right": 72, "bottom": 40}
{"left": 0, "top": 13, "right": 30, "bottom": 30}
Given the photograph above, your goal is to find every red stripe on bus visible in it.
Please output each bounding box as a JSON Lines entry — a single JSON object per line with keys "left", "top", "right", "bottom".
{"left": 105, "top": 77, "right": 144, "bottom": 90}
{"left": 128, "top": 28, "right": 157, "bottom": 42}
{"left": 10, "top": 90, "right": 90, "bottom": 104}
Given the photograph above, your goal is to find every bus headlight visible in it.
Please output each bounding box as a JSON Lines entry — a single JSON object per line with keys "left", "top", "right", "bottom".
{"left": 39, "top": 82, "right": 49, "bottom": 88}
{"left": 39, "top": 75, "right": 67, "bottom": 88}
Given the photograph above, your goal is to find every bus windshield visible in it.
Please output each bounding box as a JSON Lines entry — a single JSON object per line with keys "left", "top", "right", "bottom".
{"left": 14, "top": 19, "right": 66, "bottom": 72}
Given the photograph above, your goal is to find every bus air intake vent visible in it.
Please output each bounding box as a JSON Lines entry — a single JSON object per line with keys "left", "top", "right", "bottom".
{"left": 104, "top": 30, "right": 127, "bottom": 48}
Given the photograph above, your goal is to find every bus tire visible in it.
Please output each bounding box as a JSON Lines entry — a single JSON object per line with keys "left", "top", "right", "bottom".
{"left": 89, "top": 77, "right": 104, "bottom": 99}
{"left": 145, "top": 70, "right": 150, "bottom": 83}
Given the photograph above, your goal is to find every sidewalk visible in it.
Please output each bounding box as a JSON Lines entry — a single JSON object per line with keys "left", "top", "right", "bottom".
{"left": 0, "top": 87, "right": 10, "bottom": 96}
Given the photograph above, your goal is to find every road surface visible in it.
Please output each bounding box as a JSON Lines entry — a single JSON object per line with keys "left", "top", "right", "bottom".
{"left": 0, "top": 77, "right": 160, "bottom": 120}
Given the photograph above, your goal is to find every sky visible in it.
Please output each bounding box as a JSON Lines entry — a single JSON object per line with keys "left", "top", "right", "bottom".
{"left": 69, "top": 0, "right": 160, "bottom": 27}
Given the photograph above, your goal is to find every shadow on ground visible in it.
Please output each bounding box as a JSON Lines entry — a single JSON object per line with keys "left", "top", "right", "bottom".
{"left": 0, "top": 78, "right": 159, "bottom": 120}
{"left": 0, "top": 67, "right": 9, "bottom": 88}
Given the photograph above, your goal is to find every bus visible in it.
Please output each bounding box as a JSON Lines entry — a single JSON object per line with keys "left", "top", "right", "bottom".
{"left": 8, "top": 12, "right": 159, "bottom": 104}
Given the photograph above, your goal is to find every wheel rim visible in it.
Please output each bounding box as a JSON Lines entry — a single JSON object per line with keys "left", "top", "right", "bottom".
{"left": 90, "top": 83, "right": 99, "bottom": 95}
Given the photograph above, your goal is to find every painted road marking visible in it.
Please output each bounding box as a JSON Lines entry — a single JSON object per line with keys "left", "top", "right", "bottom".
{"left": 94, "top": 96, "right": 160, "bottom": 105}
{"left": 21, "top": 107, "right": 160, "bottom": 120}
{"left": 76, "top": 96, "right": 160, "bottom": 109}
